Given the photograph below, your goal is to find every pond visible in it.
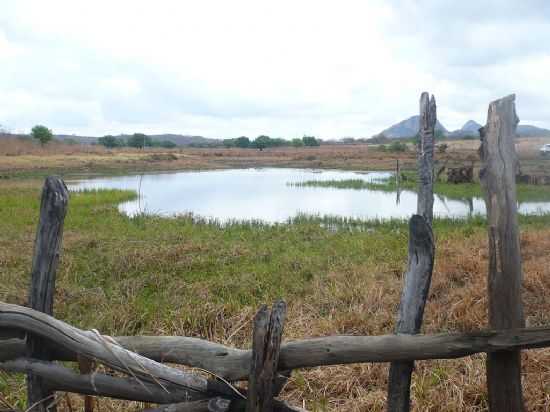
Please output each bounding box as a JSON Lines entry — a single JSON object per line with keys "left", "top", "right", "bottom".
{"left": 67, "top": 168, "right": 550, "bottom": 223}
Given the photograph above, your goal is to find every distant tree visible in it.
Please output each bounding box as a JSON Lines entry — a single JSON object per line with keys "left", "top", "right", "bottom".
{"left": 98, "top": 135, "right": 120, "bottom": 148}
{"left": 253, "top": 135, "right": 271, "bottom": 151}
{"left": 31, "top": 125, "right": 53, "bottom": 146}
{"left": 302, "top": 135, "right": 320, "bottom": 147}
{"left": 223, "top": 138, "right": 236, "bottom": 148}
{"left": 235, "top": 136, "right": 251, "bottom": 148}
{"left": 291, "top": 138, "right": 304, "bottom": 147}
{"left": 127, "top": 133, "right": 151, "bottom": 148}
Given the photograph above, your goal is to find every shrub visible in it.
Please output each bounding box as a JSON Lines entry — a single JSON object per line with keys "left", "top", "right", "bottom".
{"left": 387, "top": 141, "right": 407, "bottom": 152}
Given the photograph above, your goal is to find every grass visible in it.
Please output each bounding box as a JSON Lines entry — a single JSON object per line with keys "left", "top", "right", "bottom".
{"left": 290, "top": 175, "right": 550, "bottom": 203}
{"left": 1, "top": 179, "right": 549, "bottom": 411}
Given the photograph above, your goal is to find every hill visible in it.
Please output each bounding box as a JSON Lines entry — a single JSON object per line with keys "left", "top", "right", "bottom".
{"left": 378, "top": 115, "right": 448, "bottom": 139}
{"left": 377, "top": 116, "right": 550, "bottom": 139}
{"left": 517, "top": 125, "right": 550, "bottom": 137}
{"left": 447, "top": 120, "right": 483, "bottom": 139}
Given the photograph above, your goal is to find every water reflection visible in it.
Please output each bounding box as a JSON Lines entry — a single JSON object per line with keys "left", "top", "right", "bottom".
{"left": 67, "top": 168, "right": 550, "bottom": 223}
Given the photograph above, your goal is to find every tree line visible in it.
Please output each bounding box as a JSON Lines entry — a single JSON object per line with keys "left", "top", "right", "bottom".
{"left": 98, "top": 133, "right": 176, "bottom": 149}
{"left": 222, "top": 135, "right": 320, "bottom": 150}
{"left": 23, "top": 124, "right": 322, "bottom": 150}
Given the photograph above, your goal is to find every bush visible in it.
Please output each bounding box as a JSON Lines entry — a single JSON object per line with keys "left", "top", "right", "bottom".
{"left": 438, "top": 143, "right": 449, "bottom": 153}
{"left": 387, "top": 141, "right": 407, "bottom": 152}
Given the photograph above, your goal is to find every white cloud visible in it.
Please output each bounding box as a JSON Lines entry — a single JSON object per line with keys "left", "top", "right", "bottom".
{"left": 0, "top": 0, "right": 548, "bottom": 138}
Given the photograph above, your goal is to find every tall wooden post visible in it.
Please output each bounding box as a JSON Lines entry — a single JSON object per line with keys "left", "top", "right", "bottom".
{"left": 479, "top": 94, "right": 525, "bottom": 411}
{"left": 416, "top": 93, "right": 436, "bottom": 224}
{"left": 387, "top": 93, "right": 436, "bottom": 412}
{"left": 27, "top": 177, "right": 69, "bottom": 411}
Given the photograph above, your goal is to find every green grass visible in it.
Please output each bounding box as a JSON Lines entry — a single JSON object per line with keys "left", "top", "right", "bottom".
{"left": 2, "top": 181, "right": 550, "bottom": 336}
{"left": 290, "top": 175, "right": 550, "bottom": 203}
{"left": 2, "top": 180, "right": 550, "bottom": 409}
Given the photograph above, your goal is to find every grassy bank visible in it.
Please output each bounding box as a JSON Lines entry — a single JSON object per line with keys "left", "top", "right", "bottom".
{"left": 290, "top": 176, "right": 550, "bottom": 203}
{"left": 1, "top": 180, "right": 549, "bottom": 411}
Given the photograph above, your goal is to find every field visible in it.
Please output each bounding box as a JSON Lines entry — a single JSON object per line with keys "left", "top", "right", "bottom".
{"left": 2, "top": 136, "right": 550, "bottom": 178}
{"left": 1, "top": 139, "right": 550, "bottom": 411}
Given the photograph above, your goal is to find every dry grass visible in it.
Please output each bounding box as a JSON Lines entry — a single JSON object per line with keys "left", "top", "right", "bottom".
{"left": 0, "top": 179, "right": 549, "bottom": 411}
{"left": 2, "top": 136, "right": 550, "bottom": 178}
{"left": 36, "top": 229, "right": 550, "bottom": 412}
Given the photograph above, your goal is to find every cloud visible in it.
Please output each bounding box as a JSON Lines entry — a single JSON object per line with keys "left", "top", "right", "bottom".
{"left": 0, "top": 0, "right": 548, "bottom": 137}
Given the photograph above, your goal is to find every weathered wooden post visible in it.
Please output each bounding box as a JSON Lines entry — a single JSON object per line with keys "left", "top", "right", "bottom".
{"left": 479, "top": 94, "right": 525, "bottom": 411}
{"left": 247, "top": 301, "right": 287, "bottom": 412}
{"left": 416, "top": 93, "right": 436, "bottom": 224}
{"left": 27, "top": 176, "right": 69, "bottom": 411}
{"left": 387, "top": 92, "right": 436, "bottom": 412}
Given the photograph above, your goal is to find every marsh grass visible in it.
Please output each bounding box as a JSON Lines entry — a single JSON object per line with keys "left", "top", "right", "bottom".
{"left": 1, "top": 181, "right": 549, "bottom": 411}
{"left": 290, "top": 175, "right": 550, "bottom": 203}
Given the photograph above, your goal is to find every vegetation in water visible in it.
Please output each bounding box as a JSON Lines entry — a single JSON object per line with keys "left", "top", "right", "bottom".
{"left": 289, "top": 174, "right": 550, "bottom": 203}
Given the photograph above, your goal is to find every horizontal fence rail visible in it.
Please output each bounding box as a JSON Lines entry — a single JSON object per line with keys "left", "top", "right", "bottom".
{"left": 2, "top": 304, "right": 550, "bottom": 379}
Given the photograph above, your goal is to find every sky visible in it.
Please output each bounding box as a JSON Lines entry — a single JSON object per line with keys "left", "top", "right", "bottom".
{"left": 1, "top": 0, "right": 549, "bottom": 139}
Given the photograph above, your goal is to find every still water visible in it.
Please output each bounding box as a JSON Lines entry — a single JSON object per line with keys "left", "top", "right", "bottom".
{"left": 68, "top": 168, "right": 550, "bottom": 223}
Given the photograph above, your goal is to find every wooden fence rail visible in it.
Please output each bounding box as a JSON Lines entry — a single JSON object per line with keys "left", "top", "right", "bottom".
{"left": 0, "top": 93, "right": 546, "bottom": 412}
{"left": 1, "top": 304, "right": 550, "bottom": 408}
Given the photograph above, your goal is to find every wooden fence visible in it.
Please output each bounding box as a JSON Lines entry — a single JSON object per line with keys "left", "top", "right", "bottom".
{"left": 1, "top": 93, "right": 549, "bottom": 412}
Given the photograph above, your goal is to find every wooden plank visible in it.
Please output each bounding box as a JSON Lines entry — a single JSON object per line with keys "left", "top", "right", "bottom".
{"left": 142, "top": 398, "right": 232, "bottom": 412}
{"left": 2, "top": 318, "right": 550, "bottom": 380}
{"left": 1, "top": 358, "right": 209, "bottom": 403}
{"left": 26, "top": 176, "right": 69, "bottom": 412}
{"left": 387, "top": 92, "right": 437, "bottom": 412}
{"left": 479, "top": 94, "right": 525, "bottom": 411}
{"left": 247, "top": 300, "right": 287, "bottom": 412}
{"left": 0, "top": 303, "right": 234, "bottom": 399}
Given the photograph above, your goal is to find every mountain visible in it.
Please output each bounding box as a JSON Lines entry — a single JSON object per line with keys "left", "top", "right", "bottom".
{"left": 376, "top": 116, "right": 550, "bottom": 139}
{"left": 447, "top": 120, "right": 483, "bottom": 139}
{"left": 377, "top": 115, "right": 448, "bottom": 139}
{"left": 517, "top": 125, "right": 550, "bottom": 137}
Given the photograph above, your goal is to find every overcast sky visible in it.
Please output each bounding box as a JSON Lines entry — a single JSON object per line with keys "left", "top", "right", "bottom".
{"left": 1, "top": 1, "right": 549, "bottom": 139}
